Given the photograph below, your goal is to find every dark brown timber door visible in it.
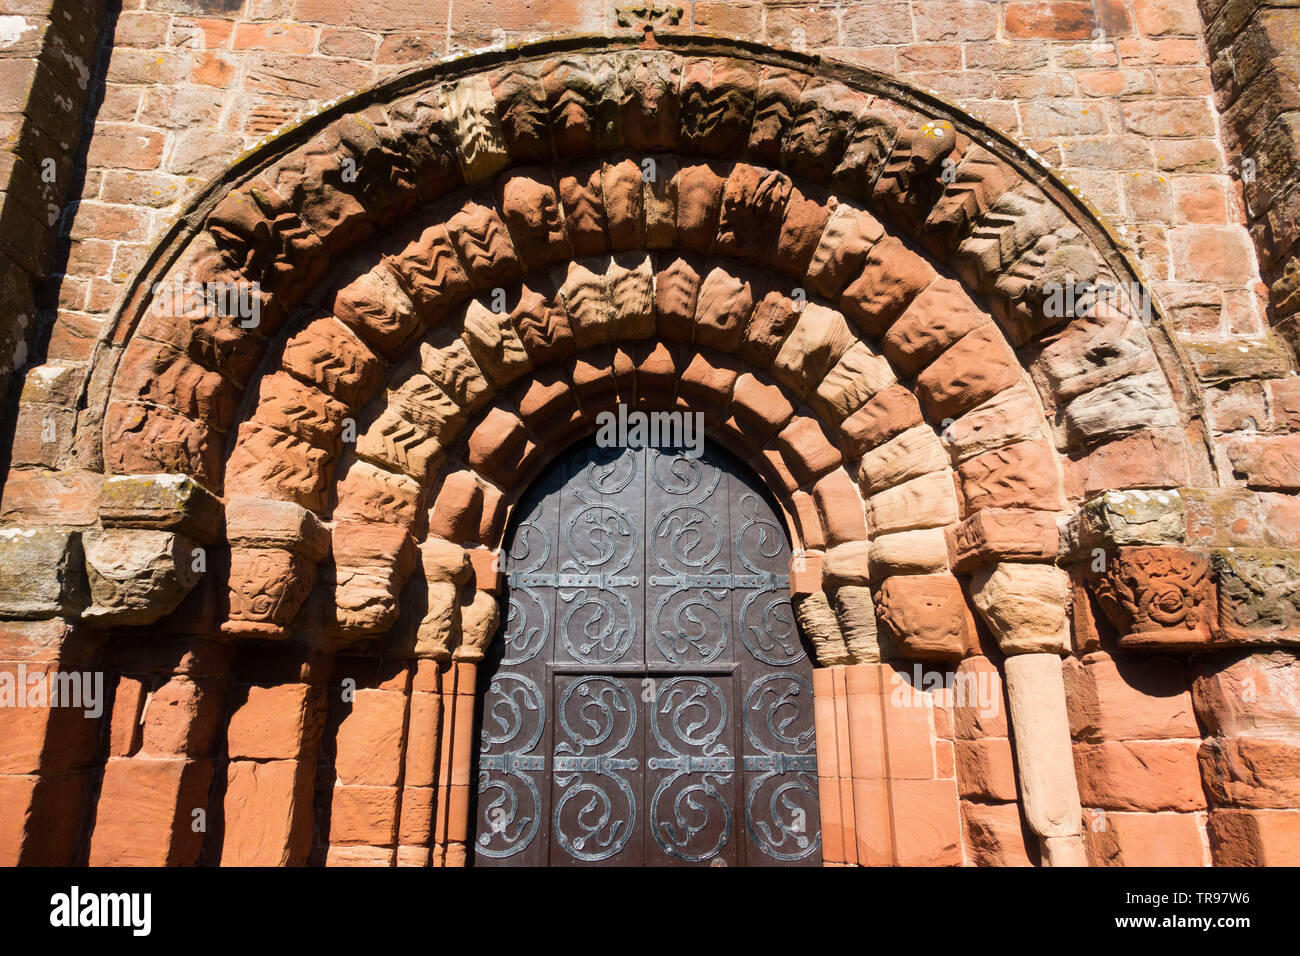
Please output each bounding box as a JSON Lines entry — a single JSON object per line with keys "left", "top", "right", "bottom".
{"left": 473, "top": 438, "right": 821, "bottom": 866}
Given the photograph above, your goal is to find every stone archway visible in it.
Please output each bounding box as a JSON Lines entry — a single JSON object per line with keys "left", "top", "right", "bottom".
{"left": 2, "top": 33, "right": 1295, "bottom": 868}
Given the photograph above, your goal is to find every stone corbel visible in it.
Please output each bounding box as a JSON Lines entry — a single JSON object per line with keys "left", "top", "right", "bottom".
{"left": 320, "top": 519, "right": 418, "bottom": 642}
{"left": 455, "top": 590, "right": 500, "bottom": 664}
{"left": 875, "top": 573, "right": 974, "bottom": 661}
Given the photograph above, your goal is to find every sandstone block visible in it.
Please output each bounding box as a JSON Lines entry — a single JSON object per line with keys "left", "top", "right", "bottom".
{"left": 947, "top": 508, "right": 1060, "bottom": 573}
{"left": 961, "top": 800, "right": 1036, "bottom": 866}
{"left": 221, "top": 758, "right": 313, "bottom": 866}
{"left": 1214, "top": 548, "right": 1300, "bottom": 645}
{"left": 226, "top": 684, "right": 324, "bottom": 761}
{"left": 0, "top": 529, "right": 85, "bottom": 619}
{"left": 970, "top": 562, "right": 1071, "bottom": 654}
{"left": 876, "top": 574, "right": 973, "bottom": 661}
{"left": 1085, "top": 810, "right": 1207, "bottom": 867}
{"left": 82, "top": 530, "right": 202, "bottom": 627}
{"left": 1199, "top": 737, "right": 1300, "bottom": 809}
{"left": 88, "top": 757, "right": 212, "bottom": 866}
{"left": 1192, "top": 650, "right": 1300, "bottom": 738}
{"left": 869, "top": 528, "right": 950, "bottom": 578}
{"left": 98, "top": 473, "right": 223, "bottom": 543}
{"left": 1074, "top": 739, "right": 1207, "bottom": 811}
{"left": 868, "top": 470, "right": 960, "bottom": 535}
{"left": 1063, "top": 652, "right": 1199, "bottom": 742}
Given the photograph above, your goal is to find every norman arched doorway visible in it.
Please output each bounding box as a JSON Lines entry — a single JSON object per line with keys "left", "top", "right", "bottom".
{"left": 5, "top": 31, "right": 1295, "bottom": 870}
{"left": 474, "top": 436, "right": 820, "bottom": 866}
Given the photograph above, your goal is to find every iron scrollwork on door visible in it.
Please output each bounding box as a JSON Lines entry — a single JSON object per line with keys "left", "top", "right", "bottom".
{"left": 649, "top": 453, "right": 730, "bottom": 665}
{"left": 477, "top": 673, "right": 547, "bottom": 859}
{"left": 557, "top": 451, "right": 640, "bottom": 665}
{"left": 735, "top": 493, "right": 803, "bottom": 667}
{"left": 501, "top": 520, "right": 550, "bottom": 665}
{"left": 552, "top": 676, "right": 640, "bottom": 861}
{"left": 648, "top": 676, "right": 735, "bottom": 862}
{"left": 476, "top": 439, "right": 821, "bottom": 866}
{"left": 742, "top": 673, "right": 821, "bottom": 861}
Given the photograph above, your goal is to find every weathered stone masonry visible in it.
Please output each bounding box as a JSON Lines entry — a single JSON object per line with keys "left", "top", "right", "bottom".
{"left": 0, "top": 4, "right": 1298, "bottom": 867}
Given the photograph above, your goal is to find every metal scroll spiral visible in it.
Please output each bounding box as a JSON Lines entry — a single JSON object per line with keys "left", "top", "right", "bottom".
{"left": 476, "top": 673, "right": 546, "bottom": 859}
{"left": 736, "top": 493, "right": 803, "bottom": 666}
{"left": 501, "top": 518, "right": 550, "bottom": 665}
{"left": 743, "top": 673, "right": 820, "bottom": 861}
{"left": 553, "top": 676, "right": 639, "bottom": 862}
{"left": 650, "top": 452, "right": 729, "bottom": 664}
{"left": 649, "top": 676, "right": 735, "bottom": 862}
{"left": 558, "top": 452, "right": 638, "bottom": 664}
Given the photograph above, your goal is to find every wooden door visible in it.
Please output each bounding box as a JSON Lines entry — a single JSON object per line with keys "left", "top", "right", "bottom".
{"left": 473, "top": 439, "right": 821, "bottom": 866}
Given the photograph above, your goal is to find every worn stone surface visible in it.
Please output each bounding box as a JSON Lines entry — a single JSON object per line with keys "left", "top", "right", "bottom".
{"left": 6, "top": 25, "right": 1300, "bottom": 871}
{"left": 970, "top": 562, "right": 1072, "bottom": 655}
{"left": 876, "top": 574, "right": 974, "bottom": 661}
{"left": 82, "top": 530, "right": 201, "bottom": 626}
{"left": 1003, "top": 653, "right": 1084, "bottom": 839}
{"left": 0, "top": 530, "right": 85, "bottom": 619}
{"left": 1214, "top": 549, "right": 1300, "bottom": 646}
{"left": 1090, "top": 547, "right": 1216, "bottom": 648}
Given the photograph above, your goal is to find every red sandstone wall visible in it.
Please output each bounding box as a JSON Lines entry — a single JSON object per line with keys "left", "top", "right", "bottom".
{"left": 1, "top": 2, "right": 1299, "bottom": 869}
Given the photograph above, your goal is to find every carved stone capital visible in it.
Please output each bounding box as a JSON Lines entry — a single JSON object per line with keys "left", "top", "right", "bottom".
{"left": 1213, "top": 549, "right": 1300, "bottom": 647}
{"left": 1088, "top": 546, "right": 1215, "bottom": 649}
{"left": 875, "top": 573, "right": 973, "bottom": 661}
{"left": 969, "top": 561, "right": 1070, "bottom": 655}
{"left": 82, "top": 530, "right": 202, "bottom": 627}
{"left": 222, "top": 546, "right": 315, "bottom": 639}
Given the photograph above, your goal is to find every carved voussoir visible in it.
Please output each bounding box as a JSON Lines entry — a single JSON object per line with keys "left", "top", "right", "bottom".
{"left": 947, "top": 508, "right": 1060, "bottom": 574}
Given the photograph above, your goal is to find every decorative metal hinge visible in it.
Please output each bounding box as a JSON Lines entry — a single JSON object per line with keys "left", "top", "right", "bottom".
{"left": 480, "top": 752, "right": 546, "bottom": 772}
{"left": 554, "top": 754, "right": 640, "bottom": 774}
{"left": 648, "top": 572, "right": 790, "bottom": 590}
{"left": 510, "top": 571, "right": 640, "bottom": 588}
{"left": 743, "top": 754, "right": 817, "bottom": 774}
{"left": 648, "top": 755, "right": 736, "bottom": 773}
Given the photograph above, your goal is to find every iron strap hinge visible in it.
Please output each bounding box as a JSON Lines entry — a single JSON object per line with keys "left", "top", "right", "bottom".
{"left": 647, "top": 572, "right": 790, "bottom": 590}
{"left": 742, "top": 753, "right": 817, "bottom": 774}
{"left": 509, "top": 572, "right": 640, "bottom": 588}
{"left": 553, "top": 754, "right": 640, "bottom": 774}
{"left": 647, "top": 755, "right": 736, "bottom": 773}
{"left": 479, "top": 752, "right": 546, "bottom": 772}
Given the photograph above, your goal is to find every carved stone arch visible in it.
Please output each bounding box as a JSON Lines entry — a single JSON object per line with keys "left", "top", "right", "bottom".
{"left": 11, "top": 33, "right": 1291, "bottom": 869}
